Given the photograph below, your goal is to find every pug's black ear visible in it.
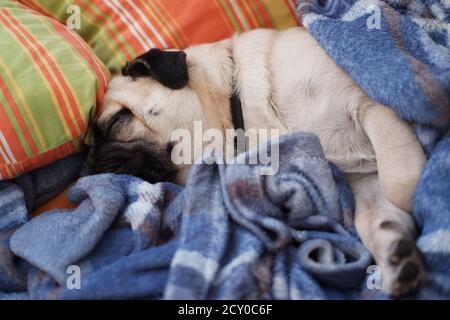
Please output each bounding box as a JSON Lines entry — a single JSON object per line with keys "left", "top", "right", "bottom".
{"left": 121, "top": 48, "right": 188, "bottom": 90}
{"left": 121, "top": 58, "right": 151, "bottom": 78}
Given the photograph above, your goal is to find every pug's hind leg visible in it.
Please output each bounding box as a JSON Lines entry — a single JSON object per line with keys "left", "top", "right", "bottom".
{"left": 349, "top": 174, "right": 425, "bottom": 297}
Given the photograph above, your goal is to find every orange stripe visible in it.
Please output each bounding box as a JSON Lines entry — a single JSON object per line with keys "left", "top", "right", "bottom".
{"left": 105, "top": 0, "right": 154, "bottom": 54}
{"left": 162, "top": 0, "right": 235, "bottom": 45}
{"left": 0, "top": 11, "right": 80, "bottom": 138}
{"left": 0, "top": 102, "right": 27, "bottom": 161}
{"left": 76, "top": 0, "right": 135, "bottom": 60}
{"left": 2, "top": 11, "right": 82, "bottom": 135}
{"left": 0, "top": 77, "right": 39, "bottom": 155}
{"left": 5, "top": 12, "right": 87, "bottom": 135}
{"left": 253, "top": 0, "right": 274, "bottom": 28}
{"left": 138, "top": 0, "right": 179, "bottom": 48}
{"left": 105, "top": 0, "right": 154, "bottom": 51}
{"left": 156, "top": 0, "right": 190, "bottom": 47}
{"left": 49, "top": 19, "right": 109, "bottom": 105}
{"left": 118, "top": 0, "right": 163, "bottom": 48}
{"left": 239, "top": 0, "right": 260, "bottom": 28}
{"left": 221, "top": 0, "right": 246, "bottom": 31}
{"left": 0, "top": 140, "right": 78, "bottom": 180}
{"left": 212, "top": 0, "right": 236, "bottom": 35}
{"left": 150, "top": 0, "right": 187, "bottom": 48}
{"left": 0, "top": 137, "right": 14, "bottom": 164}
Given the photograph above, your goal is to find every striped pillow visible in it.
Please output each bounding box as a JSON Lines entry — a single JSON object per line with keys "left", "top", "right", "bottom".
{"left": 20, "top": 0, "right": 300, "bottom": 72}
{"left": 0, "top": 0, "right": 109, "bottom": 180}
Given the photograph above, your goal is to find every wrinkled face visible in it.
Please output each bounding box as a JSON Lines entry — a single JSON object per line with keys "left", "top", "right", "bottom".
{"left": 90, "top": 45, "right": 233, "bottom": 184}
{"left": 91, "top": 49, "right": 199, "bottom": 184}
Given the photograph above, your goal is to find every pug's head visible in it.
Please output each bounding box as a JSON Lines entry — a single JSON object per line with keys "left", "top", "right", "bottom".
{"left": 90, "top": 42, "right": 234, "bottom": 184}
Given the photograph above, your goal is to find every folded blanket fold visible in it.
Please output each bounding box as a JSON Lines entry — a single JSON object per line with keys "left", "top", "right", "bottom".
{"left": 165, "top": 134, "right": 370, "bottom": 299}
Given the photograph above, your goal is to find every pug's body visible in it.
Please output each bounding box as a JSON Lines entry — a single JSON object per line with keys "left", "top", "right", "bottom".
{"left": 93, "top": 27, "right": 426, "bottom": 296}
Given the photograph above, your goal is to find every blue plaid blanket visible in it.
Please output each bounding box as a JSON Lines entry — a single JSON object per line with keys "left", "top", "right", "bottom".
{"left": 1, "top": 0, "right": 449, "bottom": 300}
{"left": 297, "top": 0, "right": 449, "bottom": 127}
{"left": 296, "top": 0, "right": 450, "bottom": 299}
{"left": 1, "top": 133, "right": 374, "bottom": 299}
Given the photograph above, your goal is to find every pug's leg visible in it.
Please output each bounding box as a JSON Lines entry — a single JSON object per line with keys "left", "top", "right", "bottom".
{"left": 359, "top": 104, "right": 426, "bottom": 213}
{"left": 351, "top": 103, "right": 426, "bottom": 296}
{"left": 349, "top": 174, "right": 425, "bottom": 297}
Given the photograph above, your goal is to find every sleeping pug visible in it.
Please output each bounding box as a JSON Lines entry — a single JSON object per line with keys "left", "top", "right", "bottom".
{"left": 91, "top": 27, "right": 426, "bottom": 297}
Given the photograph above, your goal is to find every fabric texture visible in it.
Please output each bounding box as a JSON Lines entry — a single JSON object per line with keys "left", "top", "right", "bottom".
{"left": 297, "top": 0, "right": 449, "bottom": 127}
{"left": 20, "top": 0, "right": 300, "bottom": 72}
{"left": 0, "top": 152, "right": 85, "bottom": 297}
{"left": 1, "top": 133, "right": 375, "bottom": 300}
{"left": 0, "top": 0, "right": 110, "bottom": 179}
{"left": 296, "top": 0, "right": 450, "bottom": 299}
{"left": 413, "top": 136, "right": 450, "bottom": 299}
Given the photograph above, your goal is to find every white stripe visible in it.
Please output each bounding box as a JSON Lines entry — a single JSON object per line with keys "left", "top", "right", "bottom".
{"left": 431, "top": 3, "right": 447, "bottom": 21}
{"left": 408, "top": 0, "right": 426, "bottom": 14}
{"left": 0, "top": 140, "right": 11, "bottom": 164}
{"left": 0, "top": 187, "right": 22, "bottom": 203}
{"left": 229, "top": 0, "right": 250, "bottom": 30}
{"left": 272, "top": 274, "right": 289, "bottom": 299}
{"left": 418, "top": 230, "right": 450, "bottom": 254}
{"left": 341, "top": 0, "right": 381, "bottom": 22}
{"left": 107, "top": 0, "right": 154, "bottom": 49}
{"left": 301, "top": 13, "right": 326, "bottom": 28}
{"left": 215, "top": 251, "right": 258, "bottom": 283}
{"left": 125, "top": 183, "right": 163, "bottom": 229}
{"left": 412, "top": 17, "right": 450, "bottom": 69}
{"left": 164, "top": 285, "right": 195, "bottom": 299}
{"left": 173, "top": 250, "right": 219, "bottom": 282}
{"left": 126, "top": 0, "right": 168, "bottom": 47}
{"left": 112, "top": 0, "right": 155, "bottom": 49}
{"left": 0, "top": 130, "right": 16, "bottom": 163}
{"left": 104, "top": 0, "right": 154, "bottom": 51}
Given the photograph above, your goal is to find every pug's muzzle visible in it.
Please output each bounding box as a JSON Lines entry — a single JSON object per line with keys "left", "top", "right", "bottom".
{"left": 88, "top": 122, "right": 178, "bottom": 184}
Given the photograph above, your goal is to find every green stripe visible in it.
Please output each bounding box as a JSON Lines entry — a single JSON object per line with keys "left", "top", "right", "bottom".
{"left": 82, "top": 0, "right": 137, "bottom": 67}
{"left": 0, "top": 0, "right": 22, "bottom": 8}
{"left": 219, "top": 0, "right": 243, "bottom": 33}
{"left": 0, "top": 92, "right": 33, "bottom": 157}
{"left": 38, "top": 12, "right": 99, "bottom": 130}
{"left": 259, "top": 0, "right": 276, "bottom": 26}
{"left": 33, "top": 0, "right": 126, "bottom": 70}
{"left": 0, "top": 58, "right": 45, "bottom": 152}
{"left": 24, "top": 0, "right": 136, "bottom": 72}
{"left": 249, "top": 0, "right": 266, "bottom": 26}
{"left": 10, "top": 9, "right": 77, "bottom": 146}
{"left": 0, "top": 24, "right": 45, "bottom": 155}
{"left": 146, "top": 0, "right": 185, "bottom": 48}
{"left": 0, "top": 1, "right": 104, "bottom": 152}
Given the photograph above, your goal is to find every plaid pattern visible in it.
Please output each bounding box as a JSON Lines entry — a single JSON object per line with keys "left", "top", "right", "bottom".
{"left": 0, "top": 0, "right": 109, "bottom": 179}
{"left": 1, "top": 133, "right": 373, "bottom": 299}
{"left": 20, "top": 0, "right": 300, "bottom": 72}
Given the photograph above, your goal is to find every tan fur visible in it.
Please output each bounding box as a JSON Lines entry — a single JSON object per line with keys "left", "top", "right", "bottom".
{"left": 97, "top": 27, "right": 426, "bottom": 296}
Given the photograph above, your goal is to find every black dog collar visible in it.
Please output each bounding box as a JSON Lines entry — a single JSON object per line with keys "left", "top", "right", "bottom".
{"left": 230, "top": 90, "right": 244, "bottom": 131}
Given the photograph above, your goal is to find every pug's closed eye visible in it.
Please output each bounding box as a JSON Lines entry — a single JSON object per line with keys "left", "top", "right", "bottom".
{"left": 106, "top": 107, "right": 133, "bottom": 138}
